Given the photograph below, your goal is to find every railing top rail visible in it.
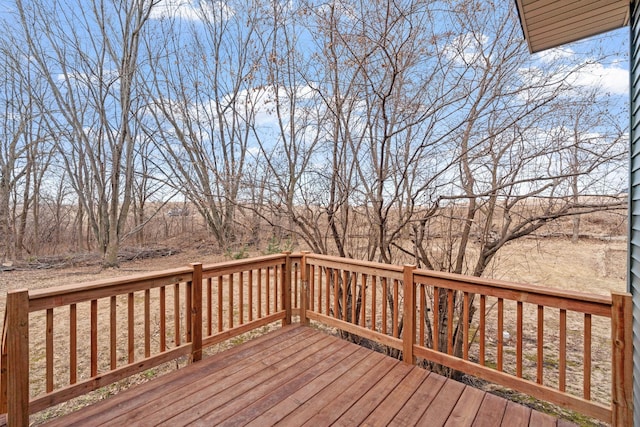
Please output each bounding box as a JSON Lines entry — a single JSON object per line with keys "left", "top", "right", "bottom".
{"left": 27, "top": 266, "right": 194, "bottom": 312}
{"left": 201, "top": 253, "right": 288, "bottom": 277}
{"left": 413, "top": 267, "right": 613, "bottom": 316}
{"left": 305, "top": 253, "right": 404, "bottom": 279}
{"left": 22, "top": 254, "right": 291, "bottom": 312}
{"left": 303, "top": 252, "right": 612, "bottom": 315}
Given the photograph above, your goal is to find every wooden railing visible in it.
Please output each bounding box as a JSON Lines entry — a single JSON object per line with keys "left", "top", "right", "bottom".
{"left": 0, "top": 253, "right": 295, "bottom": 426}
{"left": 297, "top": 253, "right": 633, "bottom": 426}
{"left": 0, "top": 252, "right": 632, "bottom": 426}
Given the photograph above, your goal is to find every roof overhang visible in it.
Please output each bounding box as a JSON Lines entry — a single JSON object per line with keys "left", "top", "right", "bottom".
{"left": 514, "top": 0, "right": 630, "bottom": 53}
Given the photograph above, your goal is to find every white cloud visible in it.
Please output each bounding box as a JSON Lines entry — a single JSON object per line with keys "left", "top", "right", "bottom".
{"left": 444, "top": 33, "right": 490, "bottom": 65}
{"left": 150, "top": 0, "right": 200, "bottom": 20}
{"left": 150, "top": 0, "right": 234, "bottom": 22}
{"left": 56, "top": 69, "right": 119, "bottom": 88}
{"left": 569, "top": 62, "right": 628, "bottom": 95}
{"left": 535, "top": 47, "right": 575, "bottom": 64}
{"left": 519, "top": 56, "right": 629, "bottom": 101}
{"left": 533, "top": 47, "right": 628, "bottom": 95}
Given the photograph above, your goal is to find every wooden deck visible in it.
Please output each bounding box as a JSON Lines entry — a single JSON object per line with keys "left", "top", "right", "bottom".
{"left": 41, "top": 325, "right": 574, "bottom": 427}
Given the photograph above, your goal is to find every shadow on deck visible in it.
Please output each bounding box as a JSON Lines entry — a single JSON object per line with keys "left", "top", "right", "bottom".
{"left": 41, "top": 325, "right": 573, "bottom": 427}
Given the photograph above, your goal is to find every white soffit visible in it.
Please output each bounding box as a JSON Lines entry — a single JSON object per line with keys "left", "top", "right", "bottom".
{"left": 515, "top": 0, "right": 630, "bottom": 53}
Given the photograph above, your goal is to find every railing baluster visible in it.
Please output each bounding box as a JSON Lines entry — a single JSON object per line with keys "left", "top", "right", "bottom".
{"left": 497, "top": 297, "right": 503, "bottom": 371}
{"left": 382, "top": 277, "right": 388, "bottom": 335}
{"left": 351, "top": 272, "right": 357, "bottom": 323}
{"left": 294, "top": 264, "right": 299, "bottom": 309}
{"left": 266, "top": 267, "right": 271, "bottom": 316}
{"left": 393, "top": 279, "right": 399, "bottom": 338}
{"left": 145, "top": 289, "right": 151, "bottom": 358}
{"left": 217, "top": 275, "right": 224, "bottom": 332}
{"left": 333, "top": 268, "right": 339, "bottom": 318}
{"left": 559, "top": 308, "right": 566, "bottom": 392}
{"left": 462, "top": 292, "right": 469, "bottom": 361}
{"left": 111, "top": 296, "right": 118, "bottom": 366}
{"left": 70, "top": 303, "right": 77, "bottom": 383}
{"left": 228, "top": 273, "right": 234, "bottom": 328}
{"left": 342, "top": 270, "right": 348, "bottom": 321}
{"left": 447, "top": 289, "right": 454, "bottom": 355}
{"left": 128, "top": 294, "right": 134, "bottom": 364}
{"left": 91, "top": 299, "right": 98, "bottom": 374}
{"left": 275, "top": 264, "right": 280, "bottom": 312}
{"left": 159, "top": 287, "right": 166, "bottom": 352}
{"left": 516, "top": 301, "right": 522, "bottom": 378}
{"left": 174, "top": 284, "right": 181, "bottom": 346}
{"left": 419, "top": 284, "right": 425, "bottom": 347}
{"left": 46, "top": 308, "right": 53, "bottom": 392}
{"left": 248, "top": 270, "right": 253, "bottom": 322}
{"left": 479, "top": 294, "right": 485, "bottom": 366}
{"left": 361, "top": 274, "right": 367, "bottom": 327}
{"left": 537, "top": 305, "right": 544, "bottom": 385}
{"left": 239, "top": 271, "right": 244, "bottom": 325}
{"left": 371, "top": 275, "right": 377, "bottom": 331}
{"left": 325, "top": 267, "right": 330, "bottom": 316}
{"left": 584, "top": 313, "right": 591, "bottom": 400}
{"left": 257, "top": 270, "right": 262, "bottom": 319}
{"left": 207, "top": 277, "right": 213, "bottom": 335}
{"left": 317, "top": 266, "right": 322, "bottom": 313}
{"left": 309, "top": 265, "right": 315, "bottom": 311}
{"left": 433, "top": 287, "right": 439, "bottom": 352}
{"left": 186, "top": 277, "right": 192, "bottom": 343}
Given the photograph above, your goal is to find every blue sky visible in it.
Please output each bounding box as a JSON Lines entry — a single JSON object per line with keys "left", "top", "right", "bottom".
{"left": 0, "top": 0, "right": 630, "bottom": 98}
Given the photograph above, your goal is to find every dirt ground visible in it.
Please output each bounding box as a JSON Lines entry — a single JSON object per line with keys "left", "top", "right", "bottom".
{"left": 0, "top": 237, "right": 626, "bottom": 425}
{"left": 488, "top": 238, "right": 626, "bottom": 296}
{"left": 0, "top": 237, "right": 625, "bottom": 301}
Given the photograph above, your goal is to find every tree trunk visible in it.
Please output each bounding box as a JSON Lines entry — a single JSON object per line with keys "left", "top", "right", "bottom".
{"left": 0, "top": 178, "right": 12, "bottom": 262}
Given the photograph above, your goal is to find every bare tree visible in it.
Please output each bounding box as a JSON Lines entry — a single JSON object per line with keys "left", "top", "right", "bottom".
{"left": 0, "top": 25, "right": 53, "bottom": 262}
{"left": 247, "top": 0, "right": 626, "bottom": 370}
{"left": 16, "top": 0, "right": 157, "bottom": 266}
{"left": 245, "top": 0, "right": 336, "bottom": 254}
{"left": 397, "top": 0, "right": 627, "bottom": 372}
{"left": 142, "top": 1, "right": 265, "bottom": 250}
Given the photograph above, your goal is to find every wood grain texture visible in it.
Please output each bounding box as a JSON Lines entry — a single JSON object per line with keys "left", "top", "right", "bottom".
{"left": 38, "top": 326, "right": 573, "bottom": 427}
{"left": 6, "top": 290, "right": 29, "bottom": 427}
{"left": 5, "top": 251, "right": 610, "bottom": 426}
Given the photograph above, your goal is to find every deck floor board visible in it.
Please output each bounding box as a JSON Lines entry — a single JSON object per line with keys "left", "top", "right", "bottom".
{"left": 361, "top": 367, "right": 431, "bottom": 426}
{"left": 244, "top": 346, "right": 371, "bottom": 426}
{"left": 444, "top": 385, "right": 487, "bottom": 427}
{"left": 472, "top": 392, "right": 508, "bottom": 427}
{"left": 108, "top": 327, "right": 322, "bottom": 426}
{"left": 389, "top": 369, "right": 448, "bottom": 426}
{"left": 40, "top": 325, "right": 575, "bottom": 427}
{"left": 417, "top": 378, "right": 466, "bottom": 426}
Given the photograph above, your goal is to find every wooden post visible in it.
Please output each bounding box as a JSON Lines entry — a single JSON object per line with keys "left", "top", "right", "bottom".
{"left": 611, "top": 291, "right": 633, "bottom": 426}
{"left": 300, "top": 252, "right": 310, "bottom": 326}
{"left": 190, "top": 263, "right": 203, "bottom": 363}
{"left": 1, "top": 310, "right": 8, "bottom": 414}
{"left": 7, "top": 289, "right": 29, "bottom": 426}
{"left": 282, "top": 252, "right": 292, "bottom": 326}
{"left": 402, "top": 265, "right": 417, "bottom": 365}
